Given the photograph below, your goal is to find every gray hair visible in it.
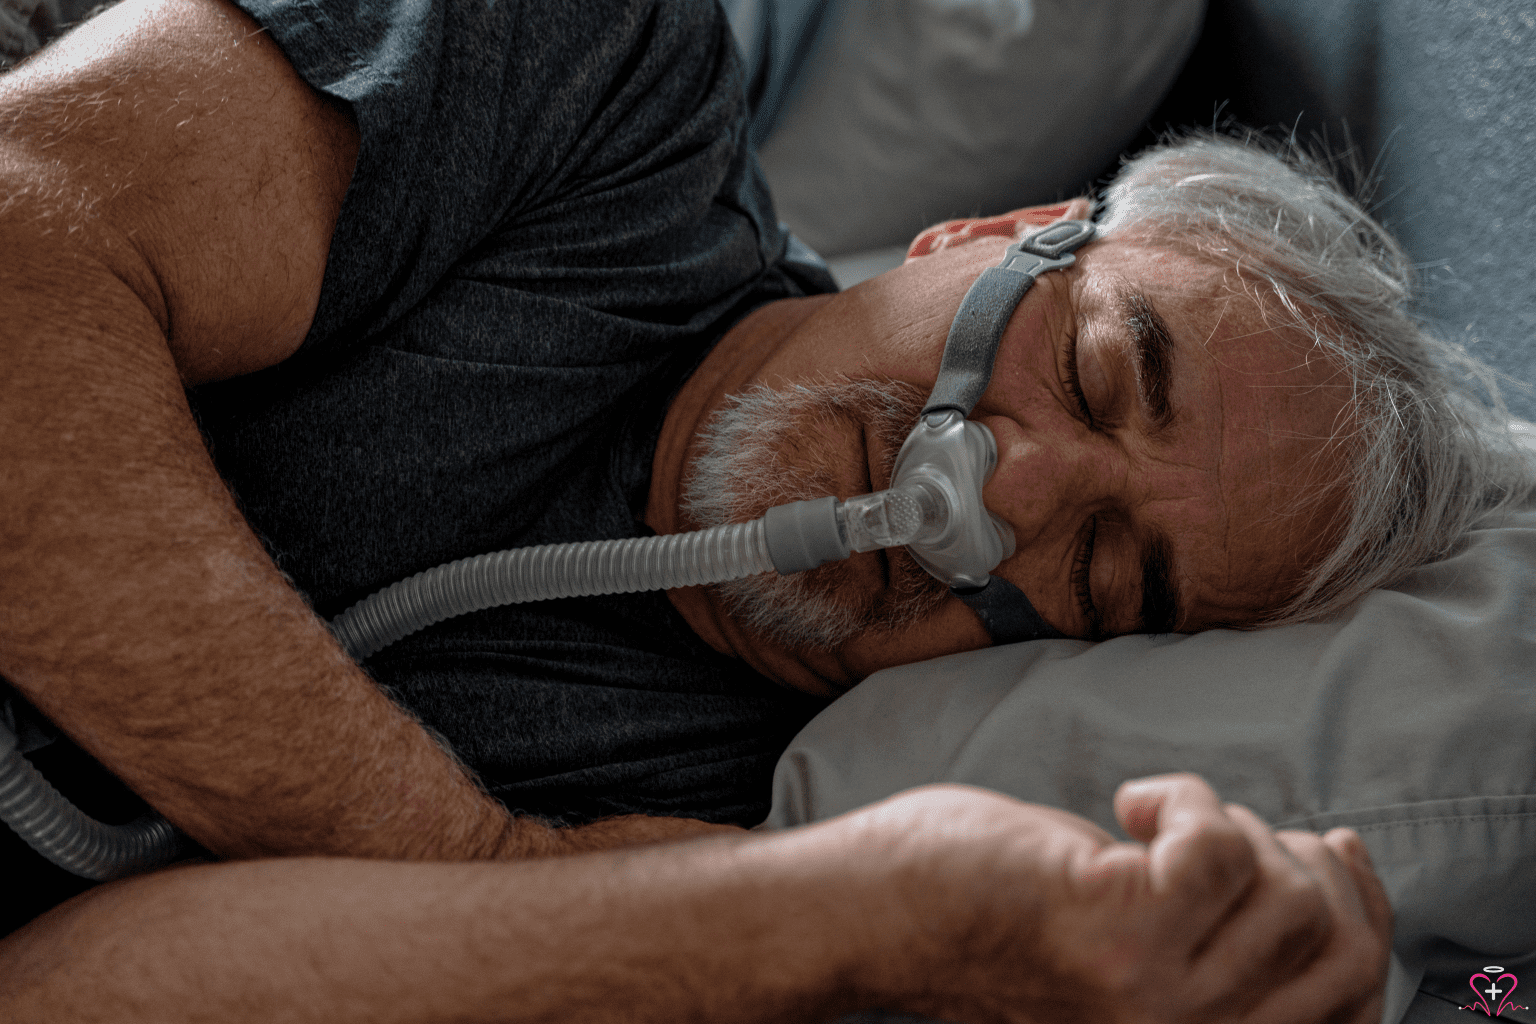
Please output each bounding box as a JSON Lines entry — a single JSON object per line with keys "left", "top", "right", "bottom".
{"left": 1096, "top": 130, "right": 1536, "bottom": 625}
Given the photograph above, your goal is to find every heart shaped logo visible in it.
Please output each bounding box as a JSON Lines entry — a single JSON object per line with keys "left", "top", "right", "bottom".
{"left": 1461, "top": 968, "right": 1528, "bottom": 1017}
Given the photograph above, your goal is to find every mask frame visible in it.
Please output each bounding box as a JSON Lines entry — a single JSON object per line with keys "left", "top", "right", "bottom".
{"left": 894, "top": 218, "right": 1097, "bottom": 644}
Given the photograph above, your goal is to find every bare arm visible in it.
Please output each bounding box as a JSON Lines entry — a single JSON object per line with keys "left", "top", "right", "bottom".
{"left": 0, "top": 0, "right": 714, "bottom": 861}
{"left": 0, "top": 779, "right": 1390, "bottom": 1023}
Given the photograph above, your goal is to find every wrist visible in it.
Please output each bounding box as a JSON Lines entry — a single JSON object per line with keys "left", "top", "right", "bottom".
{"left": 751, "top": 810, "right": 949, "bottom": 1013}
{"left": 704, "top": 820, "right": 892, "bottom": 1017}
{"left": 799, "top": 787, "right": 1060, "bottom": 1018}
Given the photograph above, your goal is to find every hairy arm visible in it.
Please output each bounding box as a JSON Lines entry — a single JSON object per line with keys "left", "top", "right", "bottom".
{"left": 2, "top": 827, "right": 876, "bottom": 1024}
{"left": 0, "top": 0, "right": 711, "bottom": 861}
{"left": 0, "top": 779, "right": 1390, "bottom": 1023}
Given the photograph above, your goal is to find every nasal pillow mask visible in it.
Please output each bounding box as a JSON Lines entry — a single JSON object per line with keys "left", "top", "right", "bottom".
{"left": 0, "top": 219, "right": 1096, "bottom": 881}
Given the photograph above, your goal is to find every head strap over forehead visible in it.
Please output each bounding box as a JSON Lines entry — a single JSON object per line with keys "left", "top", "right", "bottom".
{"left": 923, "top": 218, "right": 1097, "bottom": 644}
{"left": 923, "top": 218, "right": 1097, "bottom": 417}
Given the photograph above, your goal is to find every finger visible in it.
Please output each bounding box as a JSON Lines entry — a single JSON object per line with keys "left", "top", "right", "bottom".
{"left": 1116, "top": 775, "right": 1259, "bottom": 947}
{"left": 1236, "top": 851, "right": 1389, "bottom": 1024}
{"left": 1115, "top": 772, "right": 1222, "bottom": 844}
{"left": 1171, "top": 807, "right": 1337, "bottom": 1020}
{"left": 1224, "top": 810, "right": 1340, "bottom": 979}
{"left": 1323, "top": 827, "right": 1394, "bottom": 941}
{"left": 1278, "top": 826, "right": 1393, "bottom": 958}
{"left": 1304, "top": 829, "right": 1396, "bottom": 1018}
{"left": 1186, "top": 814, "right": 1388, "bottom": 1024}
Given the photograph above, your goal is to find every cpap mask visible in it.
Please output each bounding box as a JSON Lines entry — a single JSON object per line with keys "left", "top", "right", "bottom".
{"left": 0, "top": 218, "right": 1096, "bottom": 880}
{"left": 753, "top": 216, "right": 1097, "bottom": 644}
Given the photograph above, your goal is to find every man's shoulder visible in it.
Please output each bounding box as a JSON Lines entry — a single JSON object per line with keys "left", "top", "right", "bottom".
{"left": 222, "top": 0, "right": 790, "bottom": 360}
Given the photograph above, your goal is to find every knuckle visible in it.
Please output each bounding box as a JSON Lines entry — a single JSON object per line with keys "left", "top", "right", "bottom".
{"left": 1273, "top": 836, "right": 1330, "bottom": 897}
{"left": 1182, "top": 822, "right": 1257, "bottom": 896}
{"left": 1196, "top": 818, "right": 1255, "bottom": 866}
{"left": 1284, "top": 859, "right": 1333, "bottom": 902}
{"left": 1277, "top": 829, "right": 1329, "bottom": 863}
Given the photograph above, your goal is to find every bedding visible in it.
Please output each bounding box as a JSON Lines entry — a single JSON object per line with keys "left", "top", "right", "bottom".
{"left": 0, "top": 0, "right": 64, "bottom": 66}
{"left": 729, "top": 0, "right": 1206, "bottom": 256}
{"left": 769, "top": 496, "right": 1536, "bottom": 1024}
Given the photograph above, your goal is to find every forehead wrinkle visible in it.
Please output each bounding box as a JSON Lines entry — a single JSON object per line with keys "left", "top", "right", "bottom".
{"left": 1196, "top": 310, "right": 1236, "bottom": 602}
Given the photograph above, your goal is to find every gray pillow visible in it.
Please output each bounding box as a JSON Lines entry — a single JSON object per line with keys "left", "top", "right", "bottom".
{"left": 768, "top": 500, "right": 1536, "bottom": 1024}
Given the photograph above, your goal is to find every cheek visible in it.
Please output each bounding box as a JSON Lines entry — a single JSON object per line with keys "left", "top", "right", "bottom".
{"left": 756, "top": 294, "right": 944, "bottom": 392}
{"left": 976, "top": 411, "right": 1091, "bottom": 526}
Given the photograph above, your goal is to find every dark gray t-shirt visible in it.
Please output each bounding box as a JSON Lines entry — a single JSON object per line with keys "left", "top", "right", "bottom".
{"left": 3, "top": 0, "right": 833, "bottom": 934}
{"left": 189, "top": 0, "right": 837, "bottom": 823}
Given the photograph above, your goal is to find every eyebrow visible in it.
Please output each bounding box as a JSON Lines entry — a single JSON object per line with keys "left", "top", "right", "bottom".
{"left": 1122, "top": 292, "right": 1176, "bottom": 432}
{"left": 1139, "top": 530, "right": 1180, "bottom": 633}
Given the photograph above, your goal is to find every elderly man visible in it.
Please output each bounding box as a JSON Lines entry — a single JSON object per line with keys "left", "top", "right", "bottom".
{"left": 9, "top": 0, "right": 1528, "bottom": 1017}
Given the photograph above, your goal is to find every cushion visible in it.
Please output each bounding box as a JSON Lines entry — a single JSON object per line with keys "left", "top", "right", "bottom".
{"left": 751, "top": 0, "right": 1206, "bottom": 255}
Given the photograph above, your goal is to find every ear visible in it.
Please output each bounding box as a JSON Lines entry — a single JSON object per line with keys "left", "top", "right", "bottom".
{"left": 905, "top": 196, "right": 1093, "bottom": 261}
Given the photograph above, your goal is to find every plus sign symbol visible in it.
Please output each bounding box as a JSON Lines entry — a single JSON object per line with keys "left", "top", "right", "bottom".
{"left": 1462, "top": 967, "right": 1529, "bottom": 1017}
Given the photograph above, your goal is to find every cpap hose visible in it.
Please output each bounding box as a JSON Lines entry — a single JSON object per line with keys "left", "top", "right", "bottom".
{"left": 0, "top": 717, "right": 188, "bottom": 881}
{"left": 330, "top": 480, "right": 955, "bottom": 662}
{"left": 6, "top": 418, "right": 1004, "bottom": 879}
{"left": 0, "top": 479, "right": 966, "bottom": 881}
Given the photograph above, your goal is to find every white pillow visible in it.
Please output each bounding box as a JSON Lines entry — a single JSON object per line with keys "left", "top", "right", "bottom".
{"left": 757, "top": 0, "right": 1206, "bottom": 255}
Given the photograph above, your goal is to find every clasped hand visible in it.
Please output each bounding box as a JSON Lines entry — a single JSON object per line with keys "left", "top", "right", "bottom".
{"left": 844, "top": 774, "right": 1391, "bottom": 1024}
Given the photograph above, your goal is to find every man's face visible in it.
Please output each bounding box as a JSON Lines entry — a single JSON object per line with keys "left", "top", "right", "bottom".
{"left": 671, "top": 208, "right": 1354, "bottom": 691}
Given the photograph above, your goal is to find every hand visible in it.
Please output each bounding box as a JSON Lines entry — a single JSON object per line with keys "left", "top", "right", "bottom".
{"left": 848, "top": 775, "right": 1391, "bottom": 1023}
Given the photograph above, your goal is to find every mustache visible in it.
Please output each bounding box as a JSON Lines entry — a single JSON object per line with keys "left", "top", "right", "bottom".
{"left": 681, "top": 377, "right": 949, "bottom": 652}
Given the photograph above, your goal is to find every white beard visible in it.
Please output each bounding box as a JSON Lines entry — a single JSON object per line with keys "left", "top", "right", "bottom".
{"left": 681, "top": 377, "right": 948, "bottom": 651}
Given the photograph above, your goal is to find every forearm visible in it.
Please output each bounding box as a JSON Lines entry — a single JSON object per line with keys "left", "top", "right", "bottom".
{"left": 0, "top": 0, "right": 629, "bottom": 863}
{"left": 0, "top": 239, "right": 525, "bottom": 861}
{"left": 0, "top": 0, "right": 732, "bottom": 865}
{"left": 0, "top": 781, "right": 1393, "bottom": 1024}
{"left": 0, "top": 828, "right": 878, "bottom": 1024}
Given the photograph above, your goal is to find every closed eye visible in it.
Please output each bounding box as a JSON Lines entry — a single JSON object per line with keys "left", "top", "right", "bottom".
{"left": 1062, "top": 329, "right": 1095, "bottom": 429}
{"left": 1072, "top": 516, "right": 1101, "bottom": 637}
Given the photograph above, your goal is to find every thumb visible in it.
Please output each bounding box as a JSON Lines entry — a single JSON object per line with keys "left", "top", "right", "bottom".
{"left": 1114, "top": 772, "right": 1219, "bottom": 843}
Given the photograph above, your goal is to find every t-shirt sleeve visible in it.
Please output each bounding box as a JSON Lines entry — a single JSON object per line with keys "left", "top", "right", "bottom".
{"left": 231, "top": 0, "right": 790, "bottom": 353}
